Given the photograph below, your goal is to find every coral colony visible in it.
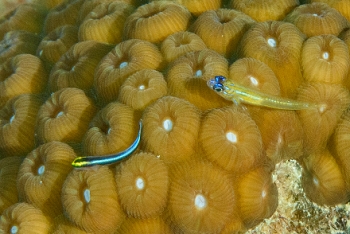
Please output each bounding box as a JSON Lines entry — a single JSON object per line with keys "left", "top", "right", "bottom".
{"left": 0, "top": 0, "right": 350, "bottom": 233}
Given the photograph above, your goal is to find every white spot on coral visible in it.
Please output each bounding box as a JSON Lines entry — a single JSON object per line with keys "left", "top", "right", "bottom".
{"left": 163, "top": 118, "right": 173, "bottom": 132}
{"left": 90, "top": 12, "right": 98, "bottom": 18}
{"left": 119, "top": 61, "right": 128, "bottom": 68}
{"left": 135, "top": 177, "right": 145, "bottom": 190}
{"left": 56, "top": 111, "right": 64, "bottom": 118}
{"left": 318, "top": 104, "right": 327, "bottom": 114}
{"left": 195, "top": 194, "right": 207, "bottom": 210}
{"left": 138, "top": 85, "right": 145, "bottom": 90}
{"left": 10, "top": 225, "right": 18, "bottom": 234}
{"left": 9, "top": 115, "right": 15, "bottom": 123}
{"left": 322, "top": 51, "right": 329, "bottom": 60}
{"left": 249, "top": 75, "right": 259, "bottom": 86}
{"left": 313, "top": 177, "right": 319, "bottom": 186}
{"left": 262, "top": 189, "right": 267, "bottom": 198}
{"left": 195, "top": 69, "right": 202, "bottom": 77}
{"left": 84, "top": 189, "right": 91, "bottom": 203}
{"left": 277, "top": 135, "right": 283, "bottom": 144}
{"left": 226, "top": 131, "right": 238, "bottom": 143}
{"left": 267, "top": 38, "right": 277, "bottom": 48}
{"left": 37, "top": 165, "right": 45, "bottom": 175}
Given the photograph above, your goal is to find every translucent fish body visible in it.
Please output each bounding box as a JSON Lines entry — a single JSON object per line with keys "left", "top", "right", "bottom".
{"left": 207, "top": 76, "right": 316, "bottom": 110}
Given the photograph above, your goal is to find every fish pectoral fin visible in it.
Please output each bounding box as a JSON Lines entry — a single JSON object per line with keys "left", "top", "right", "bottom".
{"left": 232, "top": 95, "right": 241, "bottom": 106}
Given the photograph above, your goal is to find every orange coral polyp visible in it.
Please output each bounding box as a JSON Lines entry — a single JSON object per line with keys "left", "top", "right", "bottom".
{"left": 236, "top": 164, "right": 278, "bottom": 228}
{"left": 142, "top": 96, "right": 201, "bottom": 163}
{"left": 161, "top": 31, "right": 207, "bottom": 63}
{"left": 285, "top": 2, "right": 348, "bottom": 37}
{"left": 62, "top": 166, "right": 124, "bottom": 233}
{"left": 239, "top": 21, "right": 305, "bottom": 98}
{"left": 94, "top": 39, "right": 164, "bottom": 105}
{"left": 43, "top": 0, "right": 83, "bottom": 34}
{"left": 0, "top": 202, "right": 51, "bottom": 234}
{"left": 37, "top": 25, "right": 79, "bottom": 66}
{"left": 82, "top": 101, "right": 138, "bottom": 156}
{"left": 301, "top": 34, "right": 350, "bottom": 84}
{"left": 0, "top": 94, "right": 43, "bottom": 156}
{"left": 249, "top": 109, "right": 304, "bottom": 164}
{"left": 309, "top": 0, "right": 350, "bottom": 21}
{"left": 124, "top": 1, "right": 191, "bottom": 43}
{"left": 17, "top": 141, "right": 76, "bottom": 217}
{"left": 0, "top": 4, "right": 46, "bottom": 40}
{"left": 0, "top": 30, "right": 41, "bottom": 64}
{"left": 48, "top": 40, "right": 112, "bottom": 92}
{"left": 0, "top": 54, "right": 48, "bottom": 107}
{"left": 301, "top": 150, "right": 348, "bottom": 205}
{"left": 199, "top": 106, "right": 263, "bottom": 173}
{"left": 232, "top": 0, "right": 299, "bottom": 22}
{"left": 78, "top": 2, "right": 134, "bottom": 44}
{"left": 297, "top": 83, "right": 350, "bottom": 153}
{"left": 167, "top": 160, "right": 236, "bottom": 233}
{"left": 191, "top": 9, "right": 255, "bottom": 57}
{"left": 228, "top": 58, "right": 281, "bottom": 96}
{"left": 118, "top": 69, "right": 168, "bottom": 111}
{"left": 115, "top": 152, "right": 169, "bottom": 219}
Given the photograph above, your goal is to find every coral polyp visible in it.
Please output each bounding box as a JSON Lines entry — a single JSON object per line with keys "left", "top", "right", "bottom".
{"left": 1, "top": 1, "right": 350, "bottom": 233}
{"left": 236, "top": 164, "right": 278, "bottom": 228}
{"left": 115, "top": 152, "right": 169, "bottom": 219}
{"left": 62, "top": 165, "right": 124, "bottom": 233}
{"left": 142, "top": 96, "right": 201, "bottom": 163}
{"left": 167, "top": 160, "right": 236, "bottom": 233}
{"left": 199, "top": 106, "right": 263, "bottom": 173}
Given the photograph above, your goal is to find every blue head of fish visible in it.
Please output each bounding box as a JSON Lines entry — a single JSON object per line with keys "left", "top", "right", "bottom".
{"left": 207, "top": 76, "right": 226, "bottom": 92}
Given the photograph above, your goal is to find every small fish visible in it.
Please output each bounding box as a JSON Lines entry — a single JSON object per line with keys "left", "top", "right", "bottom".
{"left": 72, "top": 120, "right": 142, "bottom": 168}
{"left": 207, "top": 76, "right": 317, "bottom": 110}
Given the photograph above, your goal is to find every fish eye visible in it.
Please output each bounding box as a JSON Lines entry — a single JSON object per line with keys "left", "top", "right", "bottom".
{"left": 213, "top": 84, "right": 223, "bottom": 92}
